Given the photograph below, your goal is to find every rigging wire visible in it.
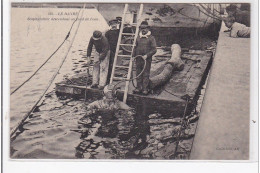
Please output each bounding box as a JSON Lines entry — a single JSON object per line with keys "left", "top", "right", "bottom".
{"left": 196, "top": 4, "right": 223, "bottom": 21}
{"left": 10, "top": 9, "right": 82, "bottom": 95}
{"left": 172, "top": 4, "right": 223, "bottom": 26}
{"left": 201, "top": 3, "right": 222, "bottom": 15}
{"left": 173, "top": 97, "right": 190, "bottom": 159}
{"left": 10, "top": 4, "right": 86, "bottom": 138}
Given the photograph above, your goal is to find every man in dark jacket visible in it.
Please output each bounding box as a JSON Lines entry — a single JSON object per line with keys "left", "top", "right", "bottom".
{"left": 105, "top": 19, "right": 120, "bottom": 83}
{"left": 87, "top": 30, "right": 110, "bottom": 90}
{"left": 133, "top": 21, "right": 157, "bottom": 95}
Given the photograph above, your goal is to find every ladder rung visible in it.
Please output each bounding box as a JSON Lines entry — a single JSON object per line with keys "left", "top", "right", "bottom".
{"left": 115, "top": 65, "right": 129, "bottom": 69}
{"left": 120, "top": 44, "right": 135, "bottom": 46}
{"left": 122, "top": 33, "right": 135, "bottom": 36}
{"left": 113, "top": 77, "right": 127, "bottom": 81}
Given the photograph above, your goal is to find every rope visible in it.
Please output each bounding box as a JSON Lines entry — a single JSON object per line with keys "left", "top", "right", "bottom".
{"left": 197, "top": 4, "right": 223, "bottom": 21}
{"left": 173, "top": 97, "right": 189, "bottom": 159}
{"left": 201, "top": 3, "right": 222, "bottom": 15}
{"left": 84, "top": 67, "right": 90, "bottom": 102}
{"left": 169, "top": 54, "right": 203, "bottom": 158}
{"left": 172, "top": 4, "right": 223, "bottom": 25}
{"left": 112, "top": 55, "right": 147, "bottom": 97}
{"left": 10, "top": 8, "right": 82, "bottom": 95}
{"left": 10, "top": 4, "right": 86, "bottom": 138}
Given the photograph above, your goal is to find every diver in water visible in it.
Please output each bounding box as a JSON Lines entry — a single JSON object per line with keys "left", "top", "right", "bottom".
{"left": 85, "top": 84, "right": 133, "bottom": 115}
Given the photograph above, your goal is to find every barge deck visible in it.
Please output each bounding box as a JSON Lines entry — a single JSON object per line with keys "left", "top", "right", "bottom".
{"left": 55, "top": 48, "right": 213, "bottom": 117}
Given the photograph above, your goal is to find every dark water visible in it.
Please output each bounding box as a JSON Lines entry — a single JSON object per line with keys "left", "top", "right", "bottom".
{"left": 10, "top": 100, "right": 173, "bottom": 159}
{"left": 10, "top": 82, "right": 207, "bottom": 159}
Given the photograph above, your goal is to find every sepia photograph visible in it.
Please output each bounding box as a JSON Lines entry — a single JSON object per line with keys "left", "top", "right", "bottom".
{"left": 5, "top": 1, "right": 255, "bottom": 163}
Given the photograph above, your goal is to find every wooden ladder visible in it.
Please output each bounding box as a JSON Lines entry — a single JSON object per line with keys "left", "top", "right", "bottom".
{"left": 110, "top": 3, "right": 144, "bottom": 103}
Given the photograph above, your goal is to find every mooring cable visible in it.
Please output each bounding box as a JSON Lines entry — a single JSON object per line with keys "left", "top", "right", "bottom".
{"left": 200, "top": 3, "right": 222, "bottom": 15}
{"left": 10, "top": 8, "right": 82, "bottom": 96}
{"left": 196, "top": 4, "right": 223, "bottom": 21}
{"left": 10, "top": 4, "right": 86, "bottom": 138}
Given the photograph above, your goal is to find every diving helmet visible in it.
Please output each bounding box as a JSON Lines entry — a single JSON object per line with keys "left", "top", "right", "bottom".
{"left": 103, "top": 84, "right": 116, "bottom": 99}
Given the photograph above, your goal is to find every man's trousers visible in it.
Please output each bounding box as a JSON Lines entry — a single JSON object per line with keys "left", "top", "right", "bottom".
{"left": 136, "top": 56, "right": 152, "bottom": 91}
{"left": 92, "top": 50, "right": 110, "bottom": 87}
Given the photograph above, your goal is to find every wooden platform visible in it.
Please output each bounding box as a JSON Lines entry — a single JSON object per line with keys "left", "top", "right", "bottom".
{"left": 55, "top": 49, "right": 213, "bottom": 117}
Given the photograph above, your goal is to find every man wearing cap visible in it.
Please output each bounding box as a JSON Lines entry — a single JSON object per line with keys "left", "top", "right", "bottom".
{"left": 105, "top": 19, "right": 120, "bottom": 83}
{"left": 133, "top": 21, "right": 157, "bottom": 95}
{"left": 116, "top": 17, "right": 122, "bottom": 29}
{"left": 86, "top": 30, "right": 110, "bottom": 90}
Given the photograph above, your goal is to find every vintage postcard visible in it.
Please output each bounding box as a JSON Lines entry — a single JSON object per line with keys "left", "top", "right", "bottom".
{"left": 4, "top": 1, "right": 257, "bottom": 165}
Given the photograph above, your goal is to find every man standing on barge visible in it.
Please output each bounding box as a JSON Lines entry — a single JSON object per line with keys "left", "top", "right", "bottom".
{"left": 105, "top": 19, "right": 120, "bottom": 84}
{"left": 133, "top": 21, "right": 157, "bottom": 95}
{"left": 86, "top": 30, "right": 110, "bottom": 90}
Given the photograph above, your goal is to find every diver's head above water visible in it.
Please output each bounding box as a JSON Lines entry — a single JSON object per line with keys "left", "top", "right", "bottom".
{"left": 103, "top": 84, "right": 115, "bottom": 100}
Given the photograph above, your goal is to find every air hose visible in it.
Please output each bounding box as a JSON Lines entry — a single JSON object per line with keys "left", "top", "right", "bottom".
{"left": 112, "top": 55, "right": 147, "bottom": 97}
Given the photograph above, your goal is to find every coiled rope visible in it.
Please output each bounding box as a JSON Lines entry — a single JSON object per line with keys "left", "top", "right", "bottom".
{"left": 112, "top": 55, "right": 147, "bottom": 97}
{"left": 10, "top": 4, "right": 86, "bottom": 137}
